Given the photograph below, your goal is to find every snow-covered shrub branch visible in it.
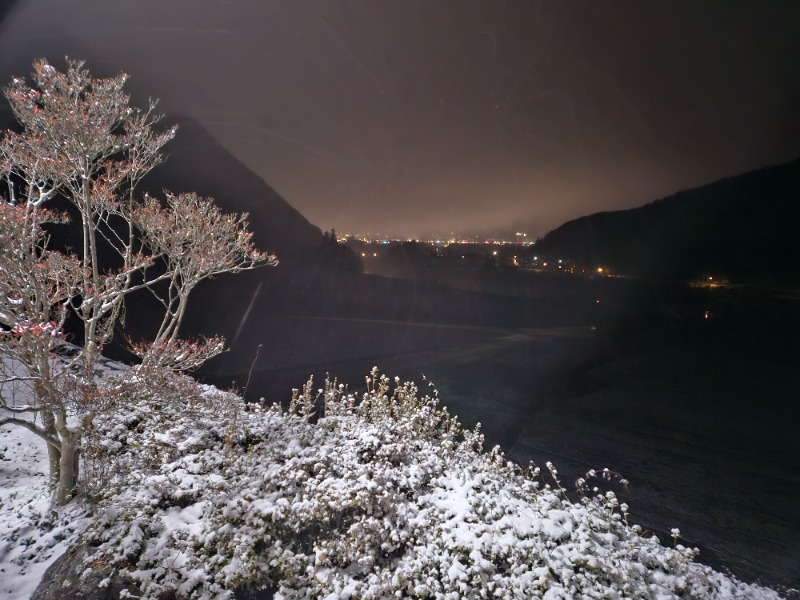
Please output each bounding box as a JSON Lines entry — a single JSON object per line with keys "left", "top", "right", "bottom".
{"left": 0, "top": 59, "right": 275, "bottom": 504}
{"left": 79, "top": 369, "right": 778, "bottom": 599}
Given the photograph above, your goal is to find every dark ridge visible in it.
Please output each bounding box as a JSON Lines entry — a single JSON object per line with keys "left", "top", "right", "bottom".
{"left": 0, "top": 109, "right": 324, "bottom": 260}
{"left": 535, "top": 158, "right": 800, "bottom": 284}
{"left": 141, "top": 114, "right": 323, "bottom": 261}
{"left": 0, "top": 0, "right": 23, "bottom": 30}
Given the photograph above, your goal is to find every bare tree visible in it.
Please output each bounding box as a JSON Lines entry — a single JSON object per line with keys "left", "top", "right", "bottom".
{"left": 0, "top": 58, "right": 276, "bottom": 503}
{"left": 132, "top": 191, "right": 277, "bottom": 371}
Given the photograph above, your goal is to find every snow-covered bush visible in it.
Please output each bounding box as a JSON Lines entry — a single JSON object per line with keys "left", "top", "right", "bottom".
{"left": 78, "top": 368, "right": 779, "bottom": 599}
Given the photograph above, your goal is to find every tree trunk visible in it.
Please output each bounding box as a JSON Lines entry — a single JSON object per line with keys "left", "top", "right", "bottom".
{"left": 41, "top": 408, "right": 61, "bottom": 486}
{"left": 47, "top": 444, "right": 61, "bottom": 486}
{"left": 56, "top": 433, "right": 79, "bottom": 505}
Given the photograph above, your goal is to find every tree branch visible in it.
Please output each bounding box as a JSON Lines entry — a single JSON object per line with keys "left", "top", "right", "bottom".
{"left": 0, "top": 416, "right": 59, "bottom": 449}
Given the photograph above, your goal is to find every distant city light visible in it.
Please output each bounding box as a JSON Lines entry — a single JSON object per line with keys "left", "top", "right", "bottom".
{"left": 347, "top": 233, "right": 536, "bottom": 246}
{"left": 344, "top": 235, "right": 619, "bottom": 279}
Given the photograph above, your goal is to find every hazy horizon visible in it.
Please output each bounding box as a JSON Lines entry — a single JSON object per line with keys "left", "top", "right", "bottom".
{"left": 1, "top": 1, "right": 799, "bottom": 237}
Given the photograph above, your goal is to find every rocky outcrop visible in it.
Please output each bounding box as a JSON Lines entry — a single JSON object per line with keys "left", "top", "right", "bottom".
{"left": 32, "top": 543, "right": 140, "bottom": 600}
{"left": 33, "top": 542, "right": 277, "bottom": 599}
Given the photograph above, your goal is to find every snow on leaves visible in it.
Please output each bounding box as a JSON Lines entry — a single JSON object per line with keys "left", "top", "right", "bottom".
{"left": 79, "top": 371, "right": 780, "bottom": 600}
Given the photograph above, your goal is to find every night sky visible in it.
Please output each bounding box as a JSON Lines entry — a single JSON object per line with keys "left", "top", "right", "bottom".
{"left": 1, "top": 1, "right": 799, "bottom": 238}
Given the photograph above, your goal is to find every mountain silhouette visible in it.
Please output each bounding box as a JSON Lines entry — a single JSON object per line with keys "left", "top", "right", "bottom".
{"left": 0, "top": 109, "right": 325, "bottom": 260}
{"left": 141, "top": 115, "right": 323, "bottom": 260}
{"left": 535, "top": 158, "right": 800, "bottom": 284}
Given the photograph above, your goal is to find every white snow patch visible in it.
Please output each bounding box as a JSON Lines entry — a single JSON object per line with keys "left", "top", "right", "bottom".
{"left": 0, "top": 424, "right": 89, "bottom": 600}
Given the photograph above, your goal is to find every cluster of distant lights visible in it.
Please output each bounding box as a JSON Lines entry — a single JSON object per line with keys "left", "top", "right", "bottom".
{"left": 342, "top": 233, "right": 619, "bottom": 276}
{"left": 341, "top": 232, "right": 536, "bottom": 246}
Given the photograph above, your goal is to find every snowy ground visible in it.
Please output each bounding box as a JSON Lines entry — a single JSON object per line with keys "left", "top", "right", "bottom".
{"left": 0, "top": 424, "right": 89, "bottom": 600}
{"left": 0, "top": 364, "right": 790, "bottom": 599}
